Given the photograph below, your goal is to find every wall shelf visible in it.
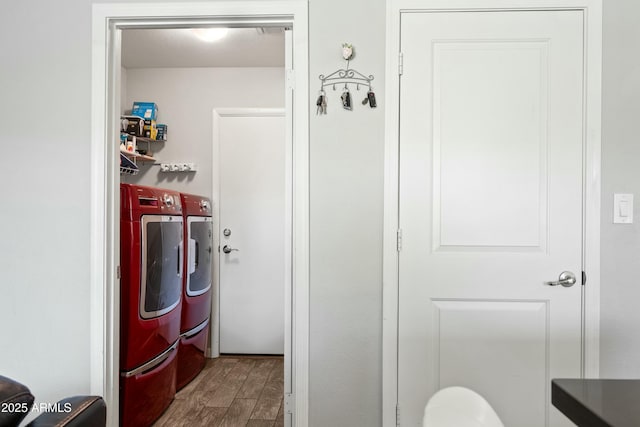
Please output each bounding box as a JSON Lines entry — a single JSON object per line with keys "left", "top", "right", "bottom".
{"left": 120, "top": 148, "right": 155, "bottom": 163}
{"left": 120, "top": 149, "right": 156, "bottom": 176}
{"left": 134, "top": 135, "right": 164, "bottom": 145}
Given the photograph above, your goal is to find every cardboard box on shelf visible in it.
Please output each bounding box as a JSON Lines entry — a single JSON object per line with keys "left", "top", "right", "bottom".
{"left": 143, "top": 119, "right": 157, "bottom": 140}
{"left": 156, "top": 124, "right": 167, "bottom": 141}
{"left": 131, "top": 102, "right": 158, "bottom": 121}
{"left": 124, "top": 116, "right": 144, "bottom": 136}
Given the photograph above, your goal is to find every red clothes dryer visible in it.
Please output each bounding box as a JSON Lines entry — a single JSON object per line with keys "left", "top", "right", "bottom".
{"left": 176, "top": 193, "right": 213, "bottom": 390}
{"left": 120, "top": 184, "right": 183, "bottom": 427}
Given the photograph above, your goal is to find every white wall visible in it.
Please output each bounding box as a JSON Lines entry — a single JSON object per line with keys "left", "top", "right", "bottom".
{"left": 0, "top": 1, "right": 92, "bottom": 417}
{"left": 308, "top": 0, "right": 386, "bottom": 425}
{"left": 123, "top": 67, "right": 284, "bottom": 197}
{"left": 600, "top": 0, "right": 640, "bottom": 377}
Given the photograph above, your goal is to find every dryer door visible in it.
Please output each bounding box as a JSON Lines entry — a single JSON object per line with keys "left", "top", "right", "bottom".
{"left": 141, "top": 215, "right": 183, "bottom": 319}
{"left": 187, "top": 217, "right": 213, "bottom": 297}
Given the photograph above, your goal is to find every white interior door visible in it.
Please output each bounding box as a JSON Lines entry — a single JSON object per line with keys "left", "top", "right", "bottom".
{"left": 217, "top": 109, "right": 286, "bottom": 355}
{"left": 398, "top": 10, "right": 584, "bottom": 427}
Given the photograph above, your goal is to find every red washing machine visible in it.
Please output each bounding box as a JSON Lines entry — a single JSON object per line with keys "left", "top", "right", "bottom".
{"left": 176, "top": 193, "right": 213, "bottom": 390}
{"left": 120, "top": 184, "right": 183, "bottom": 427}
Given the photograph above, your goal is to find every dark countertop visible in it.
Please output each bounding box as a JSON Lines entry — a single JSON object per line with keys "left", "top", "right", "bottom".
{"left": 552, "top": 379, "right": 640, "bottom": 427}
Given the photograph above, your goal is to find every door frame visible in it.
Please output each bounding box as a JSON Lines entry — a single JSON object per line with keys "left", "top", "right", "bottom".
{"left": 91, "top": 3, "right": 309, "bottom": 427}
{"left": 382, "top": 1, "right": 602, "bottom": 425}
{"left": 210, "top": 107, "right": 289, "bottom": 359}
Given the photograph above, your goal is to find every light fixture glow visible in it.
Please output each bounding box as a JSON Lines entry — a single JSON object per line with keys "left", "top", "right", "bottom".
{"left": 191, "top": 28, "right": 229, "bottom": 42}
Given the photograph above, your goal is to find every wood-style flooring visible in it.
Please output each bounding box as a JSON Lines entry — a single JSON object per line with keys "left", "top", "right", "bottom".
{"left": 153, "top": 356, "right": 284, "bottom": 427}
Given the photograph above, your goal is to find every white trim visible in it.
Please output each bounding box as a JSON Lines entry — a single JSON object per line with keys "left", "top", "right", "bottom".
{"left": 90, "top": 11, "right": 121, "bottom": 420}
{"left": 382, "top": 2, "right": 400, "bottom": 427}
{"left": 382, "top": 1, "right": 602, "bottom": 425}
{"left": 91, "top": 3, "right": 309, "bottom": 427}
{"left": 284, "top": 27, "right": 295, "bottom": 427}
{"left": 211, "top": 110, "right": 222, "bottom": 360}
{"left": 581, "top": 0, "right": 602, "bottom": 379}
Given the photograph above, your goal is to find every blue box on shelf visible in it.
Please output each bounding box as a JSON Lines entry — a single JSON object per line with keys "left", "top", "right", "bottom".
{"left": 131, "top": 102, "right": 158, "bottom": 121}
{"left": 156, "top": 124, "right": 167, "bottom": 141}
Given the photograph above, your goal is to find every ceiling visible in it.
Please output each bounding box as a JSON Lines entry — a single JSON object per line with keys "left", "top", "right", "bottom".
{"left": 121, "top": 28, "right": 285, "bottom": 68}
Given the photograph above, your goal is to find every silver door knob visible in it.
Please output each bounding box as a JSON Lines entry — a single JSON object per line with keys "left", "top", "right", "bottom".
{"left": 545, "top": 271, "right": 576, "bottom": 287}
{"left": 222, "top": 245, "right": 239, "bottom": 254}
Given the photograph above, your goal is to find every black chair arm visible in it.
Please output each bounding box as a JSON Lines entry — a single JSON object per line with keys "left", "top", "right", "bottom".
{"left": 26, "top": 395, "right": 106, "bottom": 427}
{"left": 0, "top": 375, "right": 35, "bottom": 427}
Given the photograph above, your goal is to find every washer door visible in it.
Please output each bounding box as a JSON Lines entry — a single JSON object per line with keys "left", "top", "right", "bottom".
{"left": 141, "top": 215, "right": 183, "bottom": 319}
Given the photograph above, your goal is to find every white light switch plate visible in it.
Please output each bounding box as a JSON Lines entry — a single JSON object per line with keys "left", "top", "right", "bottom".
{"left": 614, "top": 193, "right": 634, "bottom": 224}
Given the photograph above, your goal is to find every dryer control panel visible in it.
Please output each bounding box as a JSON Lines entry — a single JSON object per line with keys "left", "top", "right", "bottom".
{"left": 121, "top": 184, "right": 183, "bottom": 218}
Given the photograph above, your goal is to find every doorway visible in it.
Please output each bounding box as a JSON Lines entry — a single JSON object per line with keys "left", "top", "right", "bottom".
{"left": 91, "top": 3, "right": 309, "bottom": 427}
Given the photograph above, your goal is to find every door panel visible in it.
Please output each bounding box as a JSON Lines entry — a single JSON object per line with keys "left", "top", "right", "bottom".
{"left": 434, "top": 41, "right": 548, "bottom": 249}
{"left": 218, "top": 112, "right": 286, "bottom": 355}
{"left": 433, "top": 300, "right": 548, "bottom": 424}
{"left": 398, "top": 10, "right": 583, "bottom": 427}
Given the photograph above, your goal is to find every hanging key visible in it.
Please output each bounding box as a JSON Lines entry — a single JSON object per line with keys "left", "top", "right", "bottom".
{"left": 341, "top": 88, "right": 352, "bottom": 110}
{"left": 367, "top": 90, "right": 377, "bottom": 108}
{"left": 316, "top": 90, "right": 326, "bottom": 115}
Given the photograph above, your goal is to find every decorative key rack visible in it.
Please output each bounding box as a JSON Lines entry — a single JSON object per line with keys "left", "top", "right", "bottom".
{"left": 316, "top": 43, "right": 377, "bottom": 114}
